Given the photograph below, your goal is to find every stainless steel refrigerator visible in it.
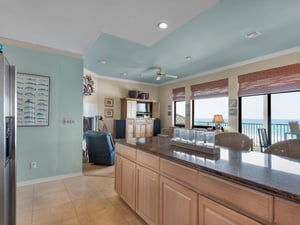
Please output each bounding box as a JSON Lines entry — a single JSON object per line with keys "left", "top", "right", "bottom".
{"left": 0, "top": 52, "right": 16, "bottom": 225}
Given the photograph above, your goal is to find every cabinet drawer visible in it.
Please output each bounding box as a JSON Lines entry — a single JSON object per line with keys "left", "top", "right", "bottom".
{"left": 199, "top": 195, "right": 262, "bottom": 225}
{"left": 160, "top": 158, "right": 198, "bottom": 189}
{"left": 145, "top": 118, "right": 154, "bottom": 124}
{"left": 198, "top": 172, "right": 273, "bottom": 223}
{"left": 116, "top": 143, "right": 136, "bottom": 160}
{"left": 274, "top": 197, "right": 300, "bottom": 225}
{"left": 137, "top": 150, "right": 159, "bottom": 171}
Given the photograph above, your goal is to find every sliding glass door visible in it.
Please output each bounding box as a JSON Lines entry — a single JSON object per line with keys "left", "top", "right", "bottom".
{"left": 271, "top": 92, "right": 300, "bottom": 142}
{"left": 240, "top": 91, "right": 300, "bottom": 149}
{"left": 240, "top": 95, "right": 267, "bottom": 148}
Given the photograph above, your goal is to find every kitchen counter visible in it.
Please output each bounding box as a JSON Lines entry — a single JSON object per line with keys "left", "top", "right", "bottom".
{"left": 117, "top": 136, "right": 300, "bottom": 203}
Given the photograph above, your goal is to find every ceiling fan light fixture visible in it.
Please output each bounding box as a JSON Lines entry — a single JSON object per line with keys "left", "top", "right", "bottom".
{"left": 158, "top": 22, "right": 168, "bottom": 29}
{"left": 185, "top": 56, "right": 193, "bottom": 60}
{"left": 97, "top": 59, "right": 107, "bottom": 64}
{"left": 245, "top": 31, "right": 262, "bottom": 39}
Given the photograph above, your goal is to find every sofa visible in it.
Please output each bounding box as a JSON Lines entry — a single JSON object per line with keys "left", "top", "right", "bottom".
{"left": 83, "top": 130, "right": 115, "bottom": 165}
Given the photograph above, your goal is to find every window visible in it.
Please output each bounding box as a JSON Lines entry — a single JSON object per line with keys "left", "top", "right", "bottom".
{"left": 240, "top": 91, "right": 300, "bottom": 147}
{"left": 271, "top": 92, "right": 300, "bottom": 142}
{"left": 191, "top": 79, "right": 229, "bottom": 129}
{"left": 238, "top": 63, "right": 300, "bottom": 149}
{"left": 193, "top": 97, "right": 228, "bottom": 128}
{"left": 240, "top": 95, "right": 267, "bottom": 147}
{"left": 173, "top": 87, "right": 186, "bottom": 127}
{"left": 174, "top": 101, "right": 185, "bottom": 127}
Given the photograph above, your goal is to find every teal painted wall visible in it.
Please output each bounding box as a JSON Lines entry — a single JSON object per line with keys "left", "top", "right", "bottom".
{"left": 4, "top": 45, "right": 83, "bottom": 182}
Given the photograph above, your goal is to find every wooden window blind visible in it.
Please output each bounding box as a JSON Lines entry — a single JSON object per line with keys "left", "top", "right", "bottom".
{"left": 172, "top": 87, "right": 185, "bottom": 101}
{"left": 191, "top": 79, "right": 228, "bottom": 99}
{"left": 238, "top": 63, "right": 300, "bottom": 96}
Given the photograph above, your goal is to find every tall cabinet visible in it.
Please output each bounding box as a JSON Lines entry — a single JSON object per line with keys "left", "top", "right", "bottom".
{"left": 120, "top": 98, "right": 160, "bottom": 138}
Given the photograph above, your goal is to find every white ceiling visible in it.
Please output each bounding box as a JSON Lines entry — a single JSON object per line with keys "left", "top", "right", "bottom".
{"left": 0, "top": 0, "right": 218, "bottom": 55}
{"left": 2, "top": 0, "right": 300, "bottom": 84}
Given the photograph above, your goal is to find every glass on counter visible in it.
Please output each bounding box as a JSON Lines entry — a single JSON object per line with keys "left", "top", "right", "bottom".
{"left": 187, "top": 129, "right": 195, "bottom": 144}
{"left": 173, "top": 128, "right": 181, "bottom": 140}
{"left": 180, "top": 128, "right": 189, "bottom": 142}
{"left": 205, "top": 131, "right": 215, "bottom": 147}
{"left": 195, "top": 130, "right": 205, "bottom": 145}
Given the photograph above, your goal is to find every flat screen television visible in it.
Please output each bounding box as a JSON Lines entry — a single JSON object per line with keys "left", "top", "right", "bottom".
{"left": 136, "top": 102, "right": 151, "bottom": 113}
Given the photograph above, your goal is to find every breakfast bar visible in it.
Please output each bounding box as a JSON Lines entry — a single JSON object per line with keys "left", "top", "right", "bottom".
{"left": 115, "top": 136, "right": 300, "bottom": 225}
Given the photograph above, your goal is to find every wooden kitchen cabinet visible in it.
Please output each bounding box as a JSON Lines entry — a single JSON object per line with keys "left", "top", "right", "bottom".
{"left": 199, "top": 196, "right": 262, "bottom": 225}
{"left": 115, "top": 142, "right": 300, "bottom": 225}
{"left": 274, "top": 197, "right": 300, "bottom": 225}
{"left": 121, "top": 98, "right": 159, "bottom": 138}
{"left": 135, "top": 119, "right": 146, "bottom": 138}
{"left": 126, "top": 118, "right": 153, "bottom": 138}
{"left": 145, "top": 119, "right": 154, "bottom": 137}
{"left": 136, "top": 165, "right": 160, "bottom": 225}
{"left": 160, "top": 176, "right": 198, "bottom": 225}
{"left": 197, "top": 172, "right": 273, "bottom": 223}
{"left": 125, "top": 119, "right": 134, "bottom": 138}
{"left": 115, "top": 155, "right": 136, "bottom": 210}
{"left": 121, "top": 99, "right": 136, "bottom": 119}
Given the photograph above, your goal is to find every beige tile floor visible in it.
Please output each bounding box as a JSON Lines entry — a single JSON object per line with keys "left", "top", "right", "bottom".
{"left": 16, "top": 173, "right": 147, "bottom": 225}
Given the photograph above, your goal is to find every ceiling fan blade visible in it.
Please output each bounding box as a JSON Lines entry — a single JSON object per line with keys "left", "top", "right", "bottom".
{"left": 165, "top": 74, "right": 178, "bottom": 79}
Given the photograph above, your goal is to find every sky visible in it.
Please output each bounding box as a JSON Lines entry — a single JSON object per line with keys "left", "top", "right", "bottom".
{"left": 243, "top": 92, "right": 300, "bottom": 120}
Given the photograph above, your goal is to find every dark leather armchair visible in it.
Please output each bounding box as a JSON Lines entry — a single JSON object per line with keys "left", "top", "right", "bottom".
{"left": 83, "top": 131, "right": 115, "bottom": 165}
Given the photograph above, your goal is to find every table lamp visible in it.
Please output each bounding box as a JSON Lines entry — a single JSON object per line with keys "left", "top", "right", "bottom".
{"left": 212, "top": 114, "right": 224, "bottom": 133}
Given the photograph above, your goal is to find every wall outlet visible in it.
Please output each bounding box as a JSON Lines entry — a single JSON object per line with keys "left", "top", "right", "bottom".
{"left": 30, "top": 161, "right": 37, "bottom": 169}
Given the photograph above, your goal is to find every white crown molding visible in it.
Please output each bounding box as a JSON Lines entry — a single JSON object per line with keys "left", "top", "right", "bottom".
{"left": 84, "top": 68, "right": 159, "bottom": 87}
{"left": 0, "top": 37, "right": 83, "bottom": 59}
{"left": 159, "top": 45, "right": 300, "bottom": 86}
{"left": 17, "top": 172, "right": 82, "bottom": 187}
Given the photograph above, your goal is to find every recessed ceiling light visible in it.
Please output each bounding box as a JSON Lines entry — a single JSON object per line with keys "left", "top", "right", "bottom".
{"left": 158, "top": 22, "right": 168, "bottom": 29}
{"left": 185, "top": 56, "right": 193, "bottom": 60}
{"left": 245, "top": 31, "right": 262, "bottom": 39}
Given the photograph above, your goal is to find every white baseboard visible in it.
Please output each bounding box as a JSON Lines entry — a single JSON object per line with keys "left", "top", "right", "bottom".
{"left": 17, "top": 172, "right": 82, "bottom": 187}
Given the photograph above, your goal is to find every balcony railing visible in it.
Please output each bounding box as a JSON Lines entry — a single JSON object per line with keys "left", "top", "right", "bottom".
{"left": 242, "top": 123, "right": 290, "bottom": 146}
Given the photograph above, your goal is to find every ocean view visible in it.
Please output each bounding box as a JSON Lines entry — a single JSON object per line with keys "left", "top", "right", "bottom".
{"left": 195, "top": 118, "right": 300, "bottom": 125}
{"left": 194, "top": 118, "right": 300, "bottom": 144}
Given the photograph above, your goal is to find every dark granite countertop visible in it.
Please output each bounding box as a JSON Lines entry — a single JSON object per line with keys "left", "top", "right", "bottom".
{"left": 117, "top": 136, "right": 300, "bottom": 203}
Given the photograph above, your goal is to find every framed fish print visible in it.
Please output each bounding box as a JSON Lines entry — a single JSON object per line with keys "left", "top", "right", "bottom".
{"left": 16, "top": 73, "right": 50, "bottom": 126}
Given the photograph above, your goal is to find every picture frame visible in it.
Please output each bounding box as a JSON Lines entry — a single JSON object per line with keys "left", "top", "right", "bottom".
{"left": 16, "top": 73, "right": 50, "bottom": 126}
{"left": 229, "top": 108, "right": 237, "bottom": 116}
{"left": 104, "top": 108, "right": 114, "bottom": 118}
{"left": 104, "top": 98, "right": 114, "bottom": 107}
{"left": 229, "top": 99, "right": 237, "bottom": 108}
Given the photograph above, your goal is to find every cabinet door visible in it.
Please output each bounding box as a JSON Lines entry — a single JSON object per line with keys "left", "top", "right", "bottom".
{"left": 135, "top": 121, "right": 142, "bottom": 137}
{"left": 160, "top": 176, "right": 197, "bottom": 225}
{"left": 119, "top": 156, "right": 136, "bottom": 210}
{"left": 274, "top": 197, "right": 300, "bottom": 225}
{"left": 126, "top": 119, "right": 134, "bottom": 138}
{"left": 135, "top": 119, "right": 146, "bottom": 137}
{"left": 136, "top": 165, "right": 159, "bottom": 225}
{"left": 127, "top": 100, "right": 136, "bottom": 118}
{"left": 199, "top": 196, "right": 262, "bottom": 225}
{"left": 115, "top": 155, "right": 122, "bottom": 194}
{"left": 145, "top": 119, "right": 154, "bottom": 137}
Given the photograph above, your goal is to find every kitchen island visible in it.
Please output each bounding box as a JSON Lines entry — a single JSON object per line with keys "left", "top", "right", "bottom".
{"left": 115, "top": 137, "right": 300, "bottom": 225}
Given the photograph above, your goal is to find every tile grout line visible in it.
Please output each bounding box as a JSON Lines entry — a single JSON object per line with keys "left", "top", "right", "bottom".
{"left": 63, "top": 176, "right": 83, "bottom": 225}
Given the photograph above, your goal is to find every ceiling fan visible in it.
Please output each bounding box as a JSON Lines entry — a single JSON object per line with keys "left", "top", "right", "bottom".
{"left": 156, "top": 68, "right": 178, "bottom": 80}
